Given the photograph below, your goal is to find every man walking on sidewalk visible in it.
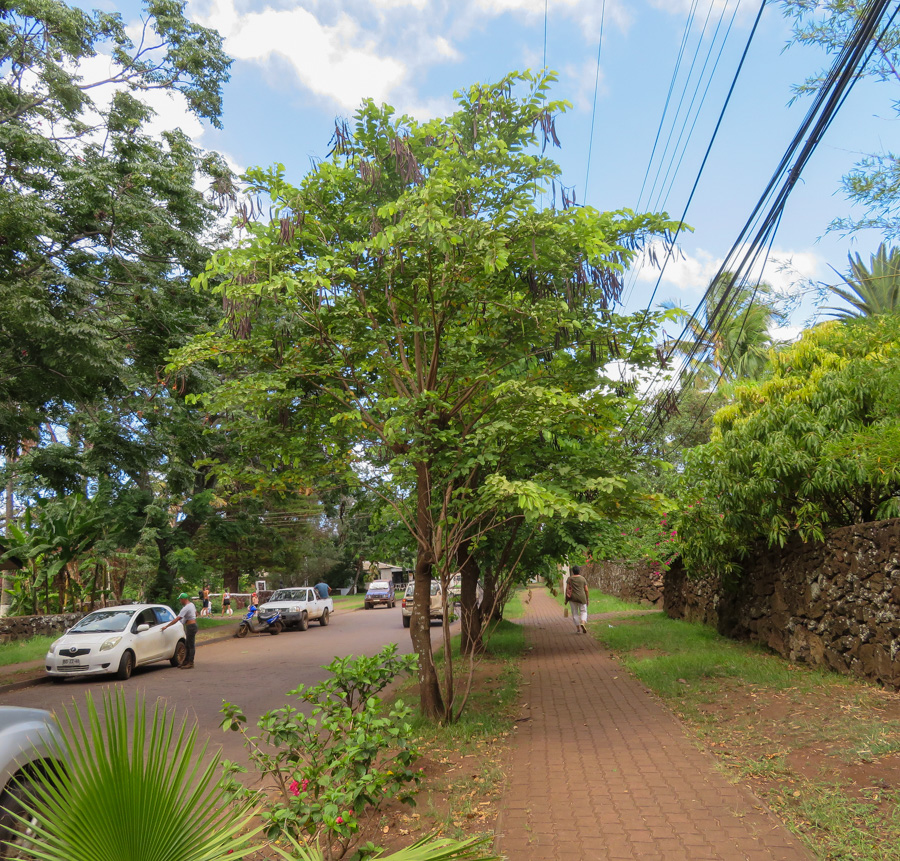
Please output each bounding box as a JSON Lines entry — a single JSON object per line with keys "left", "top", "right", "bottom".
{"left": 163, "top": 593, "right": 198, "bottom": 668}
{"left": 567, "top": 565, "right": 590, "bottom": 634}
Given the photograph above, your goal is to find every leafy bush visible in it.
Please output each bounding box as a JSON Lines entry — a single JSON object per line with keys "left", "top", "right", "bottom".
{"left": 11, "top": 691, "right": 259, "bottom": 861}
{"left": 221, "top": 645, "right": 421, "bottom": 859}
{"left": 676, "top": 316, "right": 900, "bottom": 575}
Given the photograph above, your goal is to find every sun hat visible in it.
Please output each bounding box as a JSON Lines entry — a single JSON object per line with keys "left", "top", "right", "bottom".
{"left": 178, "top": 592, "right": 189, "bottom": 600}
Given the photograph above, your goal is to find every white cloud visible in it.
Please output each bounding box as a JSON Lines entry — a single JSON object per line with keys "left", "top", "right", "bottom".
{"left": 636, "top": 242, "right": 825, "bottom": 296}
{"left": 562, "top": 56, "right": 607, "bottom": 113}
{"left": 770, "top": 324, "right": 803, "bottom": 343}
{"left": 183, "top": 0, "right": 631, "bottom": 117}
{"left": 474, "top": 0, "right": 630, "bottom": 34}
{"left": 199, "top": 2, "right": 407, "bottom": 109}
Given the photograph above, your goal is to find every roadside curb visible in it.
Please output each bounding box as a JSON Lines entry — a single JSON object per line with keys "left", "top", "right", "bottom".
{"left": 0, "top": 630, "right": 239, "bottom": 696}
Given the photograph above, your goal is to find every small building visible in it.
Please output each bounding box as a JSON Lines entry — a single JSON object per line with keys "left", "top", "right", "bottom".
{"left": 361, "top": 561, "right": 407, "bottom": 587}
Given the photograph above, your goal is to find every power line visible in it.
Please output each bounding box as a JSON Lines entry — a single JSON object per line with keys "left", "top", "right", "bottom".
{"left": 583, "top": 0, "right": 608, "bottom": 199}
{"left": 621, "top": 0, "right": 768, "bottom": 367}
{"left": 625, "top": 0, "right": 900, "bottom": 446}
{"left": 622, "top": 0, "right": 744, "bottom": 312}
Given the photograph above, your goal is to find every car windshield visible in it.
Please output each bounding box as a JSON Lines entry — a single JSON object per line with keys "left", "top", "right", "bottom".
{"left": 70, "top": 609, "right": 136, "bottom": 634}
{"left": 270, "top": 589, "right": 304, "bottom": 601}
{"left": 369, "top": 581, "right": 390, "bottom": 590}
{"left": 405, "top": 582, "right": 440, "bottom": 596}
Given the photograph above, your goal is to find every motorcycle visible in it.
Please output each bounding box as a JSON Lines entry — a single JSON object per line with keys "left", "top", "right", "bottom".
{"left": 234, "top": 605, "right": 284, "bottom": 637}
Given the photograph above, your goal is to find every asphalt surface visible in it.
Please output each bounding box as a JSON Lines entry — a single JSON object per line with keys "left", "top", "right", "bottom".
{"left": 0, "top": 605, "right": 433, "bottom": 763}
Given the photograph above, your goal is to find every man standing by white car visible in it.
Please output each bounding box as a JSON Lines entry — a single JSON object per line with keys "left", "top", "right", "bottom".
{"left": 163, "top": 593, "right": 197, "bottom": 669}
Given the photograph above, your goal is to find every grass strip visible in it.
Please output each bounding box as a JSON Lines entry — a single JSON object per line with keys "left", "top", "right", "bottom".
{"left": 0, "top": 634, "right": 56, "bottom": 666}
{"left": 591, "top": 605, "right": 900, "bottom": 861}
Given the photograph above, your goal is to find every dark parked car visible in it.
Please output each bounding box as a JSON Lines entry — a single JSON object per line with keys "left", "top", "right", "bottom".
{"left": 364, "top": 579, "right": 396, "bottom": 609}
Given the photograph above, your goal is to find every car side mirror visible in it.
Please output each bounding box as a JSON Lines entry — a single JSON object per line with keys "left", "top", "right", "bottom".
{"left": 136, "top": 623, "right": 150, "bottom": 633}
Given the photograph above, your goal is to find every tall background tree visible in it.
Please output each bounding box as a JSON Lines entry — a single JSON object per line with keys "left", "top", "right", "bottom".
{"left": 823, "top": 242, "right": 900, "bottom": 317}
{"left": 661, "top": 272, "right": 784, "bottom": 384}
{"left": 0, "top": 0, "right": 267, "bottom": 611}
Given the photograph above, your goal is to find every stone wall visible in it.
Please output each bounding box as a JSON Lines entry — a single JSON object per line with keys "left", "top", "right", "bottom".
{"left": 582, "top": 560, "right": 664, "bottom": 606}
{"left": 663, "top": 518, "right": 900, "bottom": 689}
{"left": 0, "top": 612, "right": 84, "bottom": 643}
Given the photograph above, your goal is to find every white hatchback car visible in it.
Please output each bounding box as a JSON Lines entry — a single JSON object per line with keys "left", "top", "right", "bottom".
{"left": 45, "top": 604, "right": 187, "bottom": 681}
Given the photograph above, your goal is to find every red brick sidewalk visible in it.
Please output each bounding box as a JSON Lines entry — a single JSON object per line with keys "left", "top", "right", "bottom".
{"left": 494, "top": 589, "right": 813, "bottom": 861}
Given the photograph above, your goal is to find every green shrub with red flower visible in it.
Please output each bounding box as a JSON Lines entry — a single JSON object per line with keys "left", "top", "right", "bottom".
{"left": 587, "top": 506, "right": 680, "bottom": 576}
{"left": 220, "top": 645, "right": 421, "bottom": 860}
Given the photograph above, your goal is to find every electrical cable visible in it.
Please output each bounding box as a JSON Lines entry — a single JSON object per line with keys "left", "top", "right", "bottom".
{"left": 644, "top": 0, "right": 720, "bottom": 215}
{"left": 620, "top": 0, "right": 741, "bottom": 314}
{"left": 650, "top": 0, "right": 741, "bottom": 214}
{"left": 625, "top": 0, "right": 900, "bottom": 446}
{"left": 635, "top": 0, "right": 703, "bottom": 213}
{"left": 620, "top": 0, "right": 768, "bottom": 372}
{"left": 583, "top": 0, "right": 608, "bottom": 199}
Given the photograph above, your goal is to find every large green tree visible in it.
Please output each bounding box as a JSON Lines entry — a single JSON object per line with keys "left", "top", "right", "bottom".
{"left": 0, "top": 0, "right": 240, "bottom": 611}
{"left": 175, "top": 70, "right": 679, "bottom": 721}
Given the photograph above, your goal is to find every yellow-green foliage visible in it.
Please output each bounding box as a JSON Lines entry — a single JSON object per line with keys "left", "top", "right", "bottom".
{"left": 677, "top": 315, "right": 900, "bottom": 576}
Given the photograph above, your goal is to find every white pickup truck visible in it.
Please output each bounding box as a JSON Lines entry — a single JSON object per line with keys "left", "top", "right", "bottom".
{"left": 259, "top": 587, "right": 333, "bottom": 631}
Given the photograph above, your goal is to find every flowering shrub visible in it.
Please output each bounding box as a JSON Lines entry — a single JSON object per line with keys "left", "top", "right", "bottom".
{"left": 220, "top": 645, "right": 421, "bottom": 860}
{"left": 599, "top": 512, "right": 680, "bottom": 576}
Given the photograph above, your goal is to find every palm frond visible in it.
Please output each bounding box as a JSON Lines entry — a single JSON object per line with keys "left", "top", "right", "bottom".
{"left": 9, "top": 691, "right": 262, "bottom": 861}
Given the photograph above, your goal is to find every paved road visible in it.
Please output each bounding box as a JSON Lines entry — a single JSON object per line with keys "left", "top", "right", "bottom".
{"left": 1, "top": 605, "right": 430, "bottom": 762}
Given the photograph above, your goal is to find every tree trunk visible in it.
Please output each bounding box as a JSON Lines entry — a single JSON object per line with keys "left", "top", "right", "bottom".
{"left": 1, "top": 450, "right": 16, "bottom": 618}
{"left": 148, "top": 536, "right": 179, "bottom": 602}
{"left": 482, "top": 566, "right": 504, "bottom": 622}
{"left": 409, "top": 462, "right": 445, "bottom": 721}
{"left": 457, "top": 537, "right": 483, "bottom": 656}
{"left": 223, "top": 546, "right": 241, "bottom": 594}
{"left": 352, "top": 557, "right": 364, "bottom": 595}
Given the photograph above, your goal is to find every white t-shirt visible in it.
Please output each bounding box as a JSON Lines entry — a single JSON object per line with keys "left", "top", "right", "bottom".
{"left": 177, "top": 602, "right": 198, "bottom": 624}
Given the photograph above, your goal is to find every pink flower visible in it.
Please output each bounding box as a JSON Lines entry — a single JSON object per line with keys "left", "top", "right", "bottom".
{"left": 288, "top": 780, "right": 300, "bottom": 797}
{"left": 336, "top": 817, "right": 344, "bottom": 824}
{"left": 301, "top": 779, "right": 309, "bottom": 791}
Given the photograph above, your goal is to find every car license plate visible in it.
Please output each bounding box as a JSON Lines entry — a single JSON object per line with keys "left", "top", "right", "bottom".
{"left": 61, "top": 658, "right": 82, "bottom": 666}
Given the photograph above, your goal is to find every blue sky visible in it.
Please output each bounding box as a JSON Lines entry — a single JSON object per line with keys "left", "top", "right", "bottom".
{"left": 106, "top": 0, "right": 895, "bottom": 331}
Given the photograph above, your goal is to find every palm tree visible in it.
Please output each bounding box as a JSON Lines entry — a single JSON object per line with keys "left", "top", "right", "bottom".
{"left": 823, "top": 243, "right": 900, "bottom": 318}
{"left": 661, "top": 271, "right": 784, "bottom": 384}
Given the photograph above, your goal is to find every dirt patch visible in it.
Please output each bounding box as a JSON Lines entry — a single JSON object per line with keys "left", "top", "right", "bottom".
{"left": 669, "top": 676, "right": 900, "bottom": 859}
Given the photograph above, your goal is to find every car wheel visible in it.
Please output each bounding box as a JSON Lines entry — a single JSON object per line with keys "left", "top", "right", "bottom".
{"left": 170, "top": 640, "right": 187, "bottom": 667}
{"left": 297, "top": 612, "right": 309, "bottom": 631}
{"left": 319, "top": 608, "right": 330, "bottom": 626}
{"left": 364, "top": 602, "right": 371, "bottom": 609}
{"left": 402, "top": 615, "right": 410, "bottom": 628}
{"left": 116, "top": 650, "right": 135, "bottom": 681}
{"left": 235, "top": 623, "right": 249, "bottom": 638}
{"left": 0, "top": 771, "right": 48, "bottom": 860}
{"left": 269, "top": 621, "right": 284, "bottom": 635}
{"left": 391, "top": 600, "right": 396, "bottom": 608}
